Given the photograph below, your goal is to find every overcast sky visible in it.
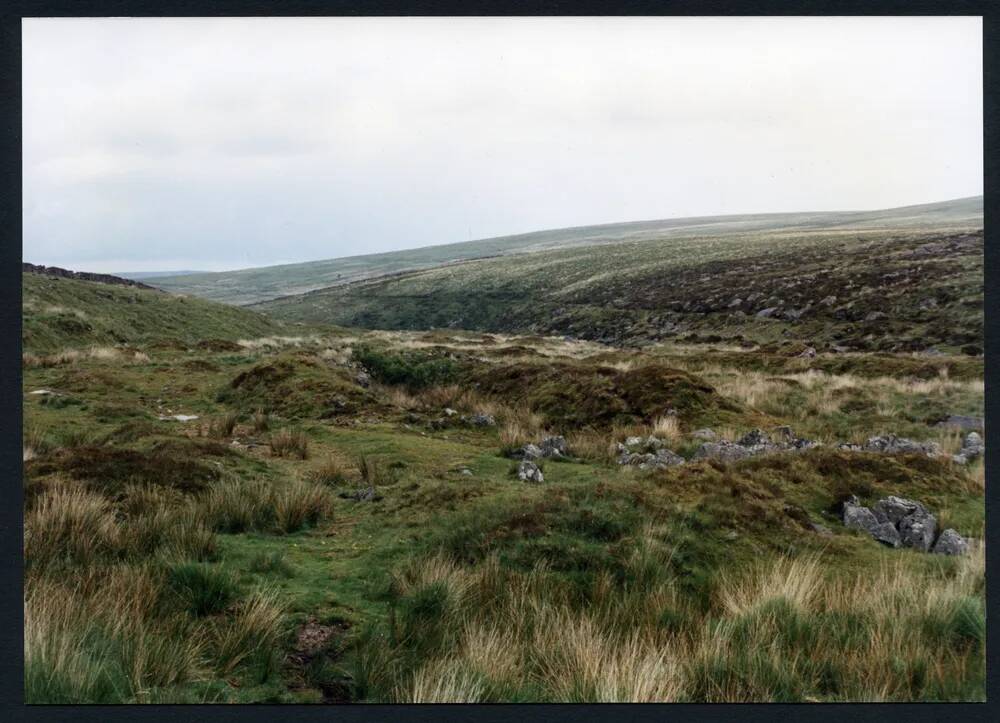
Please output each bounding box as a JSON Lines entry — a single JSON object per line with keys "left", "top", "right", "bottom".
{"left": 23, "top": 17, "right": 982, "bottom": 273}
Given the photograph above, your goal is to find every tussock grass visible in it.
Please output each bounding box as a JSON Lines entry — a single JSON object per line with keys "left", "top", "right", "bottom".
{"left": 305, "top": 456, "right": 352, "bottom": 486}
{"left": 269, "top": 429, "right": 309, "bottom": 459}
{"left": 359, "top": 544, "right": 985, "bottom": 703}
{"left": 251, "top": 408, "right": 271, "bottom": 433}
{"left": 198, "top": 476, "right": 332, "bottom": 535}
{"left": 207, "top": 411, "right": 239, "bottom": 439}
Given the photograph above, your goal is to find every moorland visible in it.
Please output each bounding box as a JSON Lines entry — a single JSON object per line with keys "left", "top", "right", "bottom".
{"left": 23, "top": 196, "right": 985, "bottom": 703}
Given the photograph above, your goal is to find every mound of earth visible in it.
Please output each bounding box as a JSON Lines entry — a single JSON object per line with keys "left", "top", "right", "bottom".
{"left": 218, "top": 355, "right": 373, "bottom": 420}
{"left": 466, "top": 361, "right": 757, "bottom": 429}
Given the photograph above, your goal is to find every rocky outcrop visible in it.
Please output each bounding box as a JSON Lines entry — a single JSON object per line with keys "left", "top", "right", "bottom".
{"left": 842, "top": 495, "right": 967, "bottom": 555}
{"left": 861, "top": 435, "right": 941, "bottom": 457}
{"left": 617, "top": 436, "right": 685, "bottom": 470}
{"left": 510, "top": 436, "right": 568, "bottom": 460}
{"left": 23, "top": 262, "right": 157, "bottom": 290}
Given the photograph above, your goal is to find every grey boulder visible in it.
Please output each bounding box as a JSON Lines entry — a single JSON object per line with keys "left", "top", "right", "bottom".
{"left": 932, "top": 528, "right": 970, "bottom": 556}
{"left": 517, "top": 460, "right": 544, "bottom": 483}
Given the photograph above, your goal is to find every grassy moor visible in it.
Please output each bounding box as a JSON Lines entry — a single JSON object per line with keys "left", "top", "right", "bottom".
{"left": 22, "top": 198, "right": 984, "bottom": 702}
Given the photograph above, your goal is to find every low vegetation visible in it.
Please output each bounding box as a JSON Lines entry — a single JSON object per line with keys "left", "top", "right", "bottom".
{"left": 21, "top": 214, "right": 984, "bottom": 705}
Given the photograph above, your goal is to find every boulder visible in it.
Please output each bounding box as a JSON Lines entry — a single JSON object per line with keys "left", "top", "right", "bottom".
{"left": 960, "top": 432, "right": 984, "bottom": 462}
{"left": 862, "top": 434, "right": 940, "bottom": 457}
{"left": 872, "top": 496, "right": 930, "bottom": 526}
{"left": 932, "top": 529, "right": 969, "bottom": 556}
{"left": 756, "top": 307, "right": 779, "bottom": 319}
{"left": 464, "top": 412, "right": 496, "bottom": 427}
{"left": 693, "top": 440, "right": 751, "bottom": 463}
{"left": 355, "top": 370, "right": 371, "bottom": 388}
{"left": 843, "top": 498, "right": 900, "bottom": 548}
{"left": 513, "top": 443, "right": 543, "bottom": 460}
{"left": 898, "top": 512, "right": 937, "bottom": 552}
{"left": 538, "top": 435, "right": 569, "bottom": 458}
{"left": 517, "top": 460, "right": 544, "bottom": 483}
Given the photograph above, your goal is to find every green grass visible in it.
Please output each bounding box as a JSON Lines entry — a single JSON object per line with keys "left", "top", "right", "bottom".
{"left": 22, "top": 288, "right": 985, "bottom": 702}
{"left": 23, "top": 271, "right": 283, "bottom": 354}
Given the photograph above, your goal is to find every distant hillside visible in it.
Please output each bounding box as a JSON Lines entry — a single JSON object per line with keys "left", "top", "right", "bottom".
{"left": 115, "top": 270, "right": 207, "bottom": 280}
{"left": 23, "top": 271, "right": 281, "bottom": 353}
{"left": 256, "top": 200, "right": 983, "bottom": 354}
{"left": 151, "top": 196, "right": 984, "bottom": 306}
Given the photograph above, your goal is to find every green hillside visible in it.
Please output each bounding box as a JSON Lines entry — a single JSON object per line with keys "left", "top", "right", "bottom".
{"left": 152, "top": 196, "right": 983, "bottom": 306}
{"left": 256, "top": 219, "right": 983, "bottom": 355}
{"left": 23, "top": 271, "right": 282, "bottom": 354}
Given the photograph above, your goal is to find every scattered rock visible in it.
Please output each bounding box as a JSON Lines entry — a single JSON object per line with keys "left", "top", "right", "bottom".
{"left": 354, "top": 370, "right": 371, "bottom": 388}
{"left": 691, "top": 428, "right": 717, "bottom": 441}
{"left": 932, "top": 529, "right": 970, "bottom": 556}
{"left": 157, "top": 414, "right": 199, "bottom": 422}
{"left": 463, "top": 412, "right": 496, "bottom": 427}
{"left": 444, "top": 407, "right": 458, "bottom": 417}
{"left": 843, "top": 495, "right": 965, "bottom": 554}
{"left": 952, "top": 432, "right": 984, "bottom": 465}
{"left": 538, "top": 435, "right": 569, "bottom": 458}
{"left": 693, "top": 440, "right": 752, "bottom": 463}
{"left": 864, "top": 311, "right": 887, "bottom": 322}
{"left": 340, "top": 486, "right": 380, "bottom": 502}
{"left": 797, "top": 346, "right": 817, "bottom": 358}
{"left": 517, "top": 460, "right": 544, "bottom": 483}
{"left": 862, "top": 434, "right": 940, "bottom": 457}
{"left": 843, "top": 497, "right": 900, "bottom": 548}
{"left": 756, "top": 307, "right": 779, "bottom": 319}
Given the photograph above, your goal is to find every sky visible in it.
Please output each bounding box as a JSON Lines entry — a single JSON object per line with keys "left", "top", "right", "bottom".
{"left": 23, "top": 17, "right": 983, "bottom": 273}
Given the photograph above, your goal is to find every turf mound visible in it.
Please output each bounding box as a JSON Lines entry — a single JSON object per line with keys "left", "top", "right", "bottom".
{"left": 219, "top": 356, "right": 372, "bottom": 419}
{"left": 467, "top": 361, "right": 754, "bottom": 429}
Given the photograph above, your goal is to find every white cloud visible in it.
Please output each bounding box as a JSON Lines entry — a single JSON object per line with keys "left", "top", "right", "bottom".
{"left": 23, "top": 16, "right": 983, "bottom": 272}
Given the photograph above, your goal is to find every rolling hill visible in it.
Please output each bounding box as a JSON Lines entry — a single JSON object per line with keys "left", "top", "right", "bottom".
{"left": 254, "top": 197, "right": 984, "bottom": 354}
{"left": 22, "top": 267, "right": 282, "bottom": 353}
{"left": 151, "top": 196, "right": 983, "bottom": 306}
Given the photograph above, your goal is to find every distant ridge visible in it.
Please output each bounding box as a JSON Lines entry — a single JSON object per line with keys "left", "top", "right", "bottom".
{"left": 23, "top": 262, "right": 157, "bottom": 291}
{"left": 150, "top": 195, "right": 983, "bottom": 306}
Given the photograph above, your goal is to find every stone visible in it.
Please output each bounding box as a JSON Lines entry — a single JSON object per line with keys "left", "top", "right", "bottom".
{"left": 625, "top": 436, "right": 644, "bottom": 448}
{"left": 464, "top": 412, "right": 496, "bottom": 427}
{"left": 355, "top": 370, "right": 371, "bottom": 388}
{"left": 932, "top": 529, "right": 969, "bottom": 556}
{"left": 538, "top": 435, "right": 569, "bottom": 458}
{"left": 843, "top": 497, "right": 901, "bottom": 547}
{"left": 797, "top": 346, "right": 817, "bottom": 358}
{"left": 863, "top": 434, "right": 939, "bottom": 457}
{"left": 691, "top": 428, "right": 717, "bottom": 441}
{"left": 517, "top": 460, "right": 544, "bottom": 483}
{"left": 693, "top": 441, "right": 751, "bottom": 463}
{"left": 756, "top": 307, "right": 779, "bottom": 318}
{"left": 865, "top": 311, "right": 887, "bottom": 322}
{"left": 158, "top": 414, "right": 199, "bottom": 422}
{"left": 872, "top": 496, "right": 930, "bottom": 526}
{"left": 898, "top": 512, "right": 937, "bottom": 552}
{"left": 958, "top": 432, "right": 984, "bottom": 462}
{"left": 739, "top": 429, "right": 771, "bottom": 447}
{"left": 810, "top": 522, "right": 833, "bottom": 537}
{"left": 515, "top": 443, "right": 543, "bottom": 460}
{"left": 444, "top": 407, "right": 458, "bottom": 417}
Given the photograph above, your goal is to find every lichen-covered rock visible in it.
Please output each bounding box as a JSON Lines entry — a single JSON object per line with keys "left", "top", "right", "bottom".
{"left": 898, "top": 512, "right": 937, "bottom": 552}
{"left": 843, "top": 497, "right": 901, "bottom": 548}
{"left": 932, "top": 528, "right": 969, "bottom": 556}
{"left": 538, "top": 435, "right": 568, "bottom": 458}
{"left": 517, "top": 460, "right": 544, "bottom": 483}
{"left": 862, "top": 434, "right": 940, "bottom": 457}
{"left": 693, "top": 440, "right": 752, "bottom": 463}
{"left": 872, "top": 496, "right": 930, "bottom": 526}
{"left": 464, "top": 412, "right": 496, "bottom": 427}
